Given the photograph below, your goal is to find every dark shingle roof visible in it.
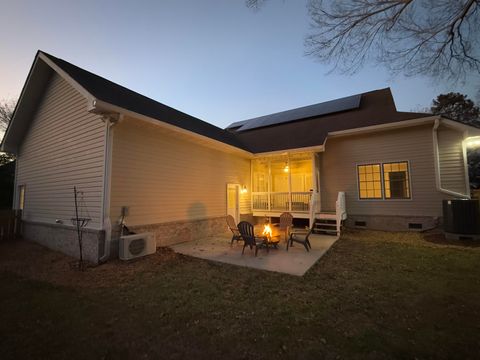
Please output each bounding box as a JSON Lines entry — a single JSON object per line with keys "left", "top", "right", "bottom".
{"left": 228, "top": 94, "right": 362, "bottom": 131}
{"left": 40, "top": 51, "right": 248, "bottom": 151}
{"left": 39, "top": 51, "right": 432, "bottom": 155}
{"left": 229, "top": 88, "right": 432, "bottom": 153}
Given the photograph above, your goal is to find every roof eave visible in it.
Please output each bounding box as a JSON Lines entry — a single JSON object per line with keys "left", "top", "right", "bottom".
{"left": 92, "top": 99, "right": 254, "bottom": 157}
{"left": 327, "top": 116, "right": 439, "bottom": 139}
{"left": 2, "top": 52, "right": 98, "bottom": 154}
{"left": 38, "top": 52, "right": 97, "bottom": 107}
{"left": 252, "top": 145, "right": 325, "bottom": 157}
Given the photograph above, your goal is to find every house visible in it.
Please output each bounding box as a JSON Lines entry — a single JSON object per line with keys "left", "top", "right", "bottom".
{"left": 2, "top": 50, "right": 479, "bottom": 264}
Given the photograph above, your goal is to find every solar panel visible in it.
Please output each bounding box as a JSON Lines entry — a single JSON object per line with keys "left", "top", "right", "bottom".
{"left": 234, "top": 94, "right": 361, "bottom": 132}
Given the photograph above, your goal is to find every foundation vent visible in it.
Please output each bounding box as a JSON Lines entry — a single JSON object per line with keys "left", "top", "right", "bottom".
{"left": 408, "top": 223, "right": 423, "bottom": 230}
{"left": 355, "top": 221, "right": 367, "bottom": 227}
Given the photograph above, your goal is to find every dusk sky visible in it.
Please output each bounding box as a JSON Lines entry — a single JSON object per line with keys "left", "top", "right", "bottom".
{"left": 1, "top": 0, "right": 478, "bottom": 129}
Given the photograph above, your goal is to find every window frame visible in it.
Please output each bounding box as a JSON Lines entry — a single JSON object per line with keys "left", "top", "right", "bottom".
{"left": 356, "top": 163, "right": 383, "bottom": 200}
{"left": 17, "top": 184, "right": 26, "bottom": 213}
{"left": 382, "top": 161, "right": 412, "bottom": 200}
{"left": 356, "top": 160, "right": 412, "bottom": 201}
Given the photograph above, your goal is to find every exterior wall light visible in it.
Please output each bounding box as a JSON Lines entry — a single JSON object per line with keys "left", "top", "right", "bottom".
{"left": 465, "top": 136, "right": 480, "bottom": 148}
{"left": 241, "top": 185, "right": 248, "bottom": 194}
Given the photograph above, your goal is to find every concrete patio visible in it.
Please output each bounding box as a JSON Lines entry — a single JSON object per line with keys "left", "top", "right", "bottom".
{"left": 170, "top": 233, "right": 338, "bottom": 276}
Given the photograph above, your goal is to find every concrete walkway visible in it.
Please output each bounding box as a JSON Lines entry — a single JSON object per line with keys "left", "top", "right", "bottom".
{"left": 170, "top": 233, "right": 338, "bottom": 276}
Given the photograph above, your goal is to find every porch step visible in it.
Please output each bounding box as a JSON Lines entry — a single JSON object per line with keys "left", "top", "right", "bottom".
{"left": 314, "top": 218, "right": 338, "bottom": 236}
{"left": 316, "top": 212, "right": 337, "bottom": 220}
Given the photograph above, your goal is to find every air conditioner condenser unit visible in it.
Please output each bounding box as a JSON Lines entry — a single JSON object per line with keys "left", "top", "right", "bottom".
{"left": 119, "top": 232, "right": 156, "bottom": 260}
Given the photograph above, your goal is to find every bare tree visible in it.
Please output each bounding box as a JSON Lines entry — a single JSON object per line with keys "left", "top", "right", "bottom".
{"left": 0, "top": 99, "right": 16, "bottom": 134}
{"left": 245, "top": 0, "right": 269, "bottom": 10}
{"left": 306, "top": 0, "right": 480, "bottom": 82}
{"left": 0, "top": 99, "right": 17, "bottom": 164}
{"left": 246, "top": 0, "right": 480, "bottom": 83}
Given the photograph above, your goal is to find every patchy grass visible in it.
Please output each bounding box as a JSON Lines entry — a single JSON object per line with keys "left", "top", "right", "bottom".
{"left": 1, "top": 230, "right": 479, "bottom": 359}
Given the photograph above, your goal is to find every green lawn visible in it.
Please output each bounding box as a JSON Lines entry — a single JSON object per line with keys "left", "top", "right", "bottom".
{"left": 1, "top": 230, "right": 479, "bottom": 359}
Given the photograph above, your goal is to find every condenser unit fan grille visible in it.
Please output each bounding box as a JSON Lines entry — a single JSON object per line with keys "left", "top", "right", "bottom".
{"left": 129, "top": 238, "right": 146, "bottom": 255}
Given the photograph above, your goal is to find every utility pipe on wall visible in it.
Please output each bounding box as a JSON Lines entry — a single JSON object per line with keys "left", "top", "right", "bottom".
{"left": 99, "top": 114, "right": 118, "bottom": 263}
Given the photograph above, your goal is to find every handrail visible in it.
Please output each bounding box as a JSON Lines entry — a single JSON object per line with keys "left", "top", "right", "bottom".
{"left": 335, "top": 192, "right": 347, "bottom": 235}
{"left": 252, "top": 192, "right": 312, "bottom": 212}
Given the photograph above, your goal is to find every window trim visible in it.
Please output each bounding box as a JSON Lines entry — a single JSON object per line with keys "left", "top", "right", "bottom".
{"left": 382, "top": 161, "right": 412, "bottom": 200}
{"left": 356, "top": 160, "right": 412, "bottom": 201}
{"left": 356, "top": 163, "right": 383, "bottom": 200}
{"left": 17, "top": 184, "right": 26, "bottom": 212}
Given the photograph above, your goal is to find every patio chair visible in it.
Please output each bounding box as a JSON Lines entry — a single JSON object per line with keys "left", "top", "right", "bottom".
{"left": 279, "top": 212, "right": 293, "bottom": 243}
{"left": 287, "top": 226, "right": 313, "bottom": 252}
{"left": 237, "top": 221, "right": 268, "bottom": 256}
{"left": 226, "top": 215, "right": 242, "bottom": 245}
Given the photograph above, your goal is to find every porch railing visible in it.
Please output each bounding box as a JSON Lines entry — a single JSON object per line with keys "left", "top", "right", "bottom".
{"left": 252, "top": 192, "right": 312, "bottom": 213}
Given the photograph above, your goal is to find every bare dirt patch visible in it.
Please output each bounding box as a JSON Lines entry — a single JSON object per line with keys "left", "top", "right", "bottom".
{"left": 0, "top": 239, "right": 180, "bottom": 288}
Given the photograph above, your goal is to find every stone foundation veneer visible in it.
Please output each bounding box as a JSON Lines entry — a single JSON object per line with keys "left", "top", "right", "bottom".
{"left": 345, "top": 215, "right": 440, "bottom": 232}
{"left": 23, "top": 220, "right": 104, "bottom": 264}
{"left": 111, "top": 216, "right": 243, "bottom": 255}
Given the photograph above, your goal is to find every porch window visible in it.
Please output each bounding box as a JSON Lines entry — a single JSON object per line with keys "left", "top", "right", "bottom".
{"left": 251, "top": 153, "right": 314, "bottom": 213}
{"left": 383, "top": 162, "right": 410, "bottom": 199}
{"left": 270, "top": 159, "right": 289, "bottom": 211}
{"left": 357, "top": 164, "right": 382, "bottom": 199}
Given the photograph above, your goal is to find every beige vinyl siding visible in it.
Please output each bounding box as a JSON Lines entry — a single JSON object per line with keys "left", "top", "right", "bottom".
{"left": 110, "top": 118, "right": 251, "bottom": 226}
{"left": 239, "top": 189, "right": 251, "bottom": 215}
{"left": 320, "top": 124, "right": 454, "bottom": 217}
{"left": 437, "top": 125, "right": 468, "bottom": 194}
{"left": 16, "top": 73, "right": 105, "bottom": 229}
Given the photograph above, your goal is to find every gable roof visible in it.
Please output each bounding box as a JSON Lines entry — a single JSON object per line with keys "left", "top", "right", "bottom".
{"left": 1, "top": 51, "right": 249, "bottom": 154}
{"left": 2, "top": 50, "right": 446, "bottom": 156}
{"left": 39, "top": 52, "right": 248, "bottom": 151}
{"left": 227, "top": 88, "right": 432, "bottom": 153}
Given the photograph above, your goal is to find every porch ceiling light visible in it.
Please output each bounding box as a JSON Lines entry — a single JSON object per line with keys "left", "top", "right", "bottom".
{"left": 283, "top": 162, "right": 289, "bottom": 173}
{"left": 465, "top": 136, "right": 480, "bottom": 148}
{"left": 241, "top": 185, "right": 248, "bottom": 194}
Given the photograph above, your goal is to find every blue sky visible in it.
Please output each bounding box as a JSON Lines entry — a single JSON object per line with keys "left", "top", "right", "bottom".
{"left": 0, "top": 0, "right": 478, "bottom": 129}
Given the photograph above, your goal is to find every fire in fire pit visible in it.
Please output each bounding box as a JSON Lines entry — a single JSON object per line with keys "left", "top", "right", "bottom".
{"left": 263, "top": 224, "right": 273, "bottom": 239}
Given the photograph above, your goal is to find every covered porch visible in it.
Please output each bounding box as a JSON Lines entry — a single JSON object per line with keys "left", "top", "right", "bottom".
{"left": 250, "top": 152, "right": 320, "bottom": 223}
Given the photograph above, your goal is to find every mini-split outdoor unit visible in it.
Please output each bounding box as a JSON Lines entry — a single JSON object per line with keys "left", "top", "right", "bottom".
{"left": 119, "top": 232, "right": 156, "bottom": 260}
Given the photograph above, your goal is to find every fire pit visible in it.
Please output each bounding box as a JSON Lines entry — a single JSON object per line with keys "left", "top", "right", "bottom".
{"left": 255, "top": 222, "right": 281, "bottom": 247}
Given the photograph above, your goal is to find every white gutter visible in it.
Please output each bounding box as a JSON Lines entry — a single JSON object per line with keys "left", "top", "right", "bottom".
{"left": 99, "top": 114, "right": 118, "bottom": 263}
{"left": 328, "top": 116, "right": 439, "bottom": 138}
{"left": 462, "top": 131, "right": 471, "bottom": 196}
{"left": 432, "top": 119, "right": 470, "bottom": 199}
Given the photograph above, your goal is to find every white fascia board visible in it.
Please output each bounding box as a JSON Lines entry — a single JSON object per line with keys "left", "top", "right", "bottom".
{"left": 1, "top": 56, "right": 43, "bottom": 152}
{"left": 439, "top": 117, "right": 480, "bottom": 137}
{"left": 1, "top": 54, "right": 98, "bottom": 153}
{"left": 91, "top": 99, "right": 254, "bottom": 158}
{"left": 37, "top": 53, "right": 96, "bottom": 107}
{"left": 327, "top": 116, "right": 439, "bottom": 138}
{"left": 252, "top": 145, "right": 324, "bottom": 158}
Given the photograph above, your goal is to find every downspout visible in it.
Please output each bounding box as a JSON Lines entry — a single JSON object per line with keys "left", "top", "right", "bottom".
{"left": 432, "top": 119, "right": 469, "bottom": 199}
{"left": 99, "top": 114, "right": 117, "bottom": 263}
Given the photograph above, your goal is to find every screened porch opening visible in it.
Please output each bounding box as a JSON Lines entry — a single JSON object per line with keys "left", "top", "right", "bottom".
{"left": 251, "top": 153, "right": 314, "bottom": 216}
